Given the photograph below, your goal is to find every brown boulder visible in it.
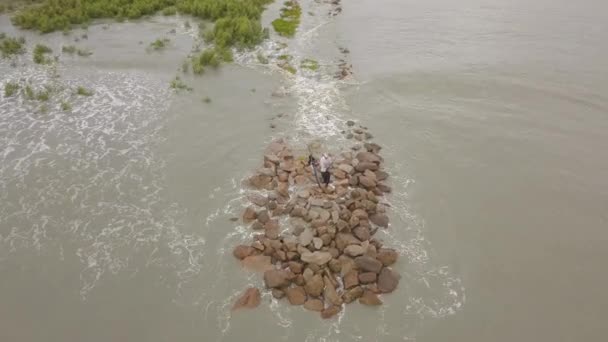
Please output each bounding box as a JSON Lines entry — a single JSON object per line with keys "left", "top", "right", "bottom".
{"left": 376, "top": 248, "right": 398, "bottom": 266}
{"left": 285, "top": 286, "right": 307, "bottom": 305}
{"left": 249, "top": 174, "right": 272, "bottom": 189}
{"left": 377, "top": 267, "right": 400, "bottom": 293}
{"left": 242, "top": 206, "right": 257, "bottom": 222}
{"left": 328, "top": 259, "right": 341, "bottom": 273}
{"left": 377, "top": 183, "right": 392, "bottom": 193}
{"left": 277, "top": 182, "right": 289, "bottom": 197}
{"left": 241, "top": 255, "right": 273, "bottom": 272}
{"left": 300, "top": 251, "right": 332, "bottom": 265}
{"left": 304, "top": 274, "right": 324, "bottom": 297}
{"left": 355, "top": 162, "right": 379, "bottom": 172}
{"left": 358, "top": 272, "right": 377, "bottom": 284}
{"left": 359, "top": 176, "right": 377, "bottom": 189}
{"left": 303, "top": 299, "right": 325, "bottom": 312}
{"left": 343, "top": 286, "right": 364, "bottom": 304}
{"left": 343, "top": 270, "right": 359, "bottom": 289}
{"left": 321, "top": 305, "right": 341, "bottom": 319}
{"left": 353, "top": 226, "right": 370, "bottom": 241}
{"left": 356, "top": 151, "right": 381, "bottom": 164}
{"left": 369, "top": 214, "right": 389, "bottom": 228}
{"left": 257, "top": 210, "right": 270, "bottom": 224}
{"left": 375, "top": 170, "right": 389, "bottom": 181}
{"left": 359, "top": 290, "right": 382, "bottom": 306}
{"left": 355, "top": 256, "right": 383, "bottom": 273}
{"left": 324, "top": 276, "right": 343, "bottom": 306}
{"left": 248, "top": 194, "right": 268, "bottom": 207}
{"left": 288, "top": 261, "right": 303, "bottom": 274}
{"left": 335, "top": 233, "right": 360, "bottom": 251}
{"left": 233, "top": 245, "right": 255, "bottom": 260}
{"left": 232, "top": 287, "right": 261, "bottom": 310}
{"left": 264, "top": 269, "right": 291, "bottom": 288}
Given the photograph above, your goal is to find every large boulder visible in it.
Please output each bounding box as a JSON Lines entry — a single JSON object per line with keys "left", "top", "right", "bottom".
{"left": 264, "top": 154, "right": 281, "bottom": 165}
{"left": 241, "top": 255, "right": 273, "bottom": 272}
{"left": 248, "top": 194, "right": 268, "bottom": 207}
{"left": 335, "top": 233, "right": 360, "bottom": 251}
{"left": 343, "top": 270, "right": 359, "bottom": 289}
{"left": 342, "top": 286, "right": 364, "bottom": 304}
{"left": 338, "top": 164, "right": 354, "bottom": 174}
{"left": 249, "top": 174, "right": 272, "bottom": 189}
{"left": 300, "top": 251, "right": 332, "bottom": 266}
{"left": 232, "top": 287, "right": 261, "bottom": 310}
{"left": 288, "top": 261, "right": 303, "bottom": 274}
{"left": 376, "top": 248, "right": 398, "bottom": 266}
{"left": 277, "top": 182, "right": 289, "bottom": 197}
{"left": 303, "top": 299, "right": 325, "bottom": 312}
{"left": 355, "top": 162, "right": 379, "bottom": 172}
{"left": 358, "top": 176, "right": 377, "bottom": 189}
{"left": 304, "top": 274, "right": 324, "bottom": 297}
{"left": 321, "top": 305, "right": 341, "bottom": 319}
{"left": 359, "top": 290, "right": 382, "bottom": 306}
{"left": 353, "top": 226, "right": 370, "bottom": 241}
{"left": 377, "top": 267, "right": 400, "bottom": 293}
{"left": 344, "top": 244, "right": 366, "bottom": 257}
{"left": 358, "top": 272, "right": 377, "bottom": 284}
{"left": 324, "top": 276, "right": 343, "bottom": 306}
{"left": 377, "top": 183, "right": 392, "bottom": 193}
{"left": 285, "top": 286, "right": 307, "bottom": 305}
{"left": 375, "top": 170, "right": 389, "bottom": 181}
{"left": 299, "top": 228, "right": 314, "bottom": 246}
{"left": 355, "top": 256, "right": 383, "bottom": 273}
{"left": 356, "top": 151, "right": 381, "bottom": 164}
{"left": 369, "top": 214, "right": 389, "bottom": 228}
{"left": 263, "top": 269, "right": 291, "bottom": 288}
{"left": 242, "top": 206, "right": 257, "bottom": 222}
{"left": 233, "top": 245, "right": 255, "bottom": 260}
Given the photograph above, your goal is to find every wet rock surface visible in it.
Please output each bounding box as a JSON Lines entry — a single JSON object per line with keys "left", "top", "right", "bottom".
{"left": 232, "top": 127, "right": 401, "bottom": 318}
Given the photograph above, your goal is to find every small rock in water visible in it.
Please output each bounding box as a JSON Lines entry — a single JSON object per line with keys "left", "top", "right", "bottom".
{"left": 359, "top": 290, "right": 382, "bottom": 306}
{"left": 321, "top": 305, "right": 341, "bottom": 319}
{"left": 264, "top": 269, "right": 291, "bottom": 288}
{"left": 304, "top": 299, "right": 325, "bottom": 312}
{"left": 286, "top": 286, "right": 307, "bottom": 305}
{"left": 377, "top": 267, "right": 400, "bottom": 293}
{"left": 355, "top": 256, "right": 383, "bottom": 273}
{"left": 232, "top": 287, "right": 261, "bottom": 310}
{"left": 346, "top": 120, "right": 355, "bottom": 126}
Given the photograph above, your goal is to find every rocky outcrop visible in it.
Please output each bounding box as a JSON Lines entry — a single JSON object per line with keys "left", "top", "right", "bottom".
{"left": 232, "top": 131, "right": 401, "bottom": 317}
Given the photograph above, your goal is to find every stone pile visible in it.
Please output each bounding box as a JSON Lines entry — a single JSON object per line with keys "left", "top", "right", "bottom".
{"left": 232, "top": 124, "right": 400, "bottom": 318}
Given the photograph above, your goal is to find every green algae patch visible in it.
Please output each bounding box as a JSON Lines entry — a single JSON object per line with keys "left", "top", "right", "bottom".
{"left": 76, "top": 86, "right": 93, "bottom": 96}
{"left": 300, "top": 58, "right": 319, "bottom": 71}
{"left": 4, "top": 81, "right": 20, "bottom": 97}
{"left": 149, "top": 38, "right": 170, "bottom": 51}
{"left": 170, "top": 76, "right": 192, "bottom": 91}
{"left": 0, "top": 35, "right": 26, "bottom": 58}
{"left": 272, "top": 1, "right": 301, "bottom": 37}
{"left": 33, "top": 43, "right": 53, "bottom": 64}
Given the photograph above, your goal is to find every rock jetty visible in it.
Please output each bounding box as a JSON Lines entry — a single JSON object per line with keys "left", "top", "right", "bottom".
{"left": 233, "top": 123, "right": 400, "bottom": 318}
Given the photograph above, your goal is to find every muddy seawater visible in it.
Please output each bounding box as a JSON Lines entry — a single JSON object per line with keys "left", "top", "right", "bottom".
{"left": 1, "top": 0, "right": 607, "bottom": 341}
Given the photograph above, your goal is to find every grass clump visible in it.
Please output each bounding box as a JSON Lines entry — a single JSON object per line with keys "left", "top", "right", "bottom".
{"left": 278, "top": 54, "right": 291, "bottom": 61}
{"left": 62, "top": 45, "right": 92, "bottom": 56}
{"left": 24, "top": 85, "right": 34, "bottom": 99}
{"left": 170, "top": 76, "right": 192, "bottom": 91}
{"left": 36, "top": 89, "right": 50, "bottom": 101}
{"left": 76, "top": 86, "right": 93, "bottom": 96}
{"left": 272, "top": 0, "right": 301, "bottom": 37}
{"left": 149, "top": 38, "right": 170, "bottom": 51}
{"left": 191, "top": 47, "right": 232, "bottom": 74}
{"left": 279, "top": 63, "right": 296, "bottom": 74}
{"left": 33, "top": 43, "right": 53, "bottom": 64}
{"left": 300, "top": 58, "right": 319, "bottom": 71}
{"left": 4, "top": 81, "right": 20, "bottom": 97}
{"left": 61, "top": 101, "right": 72, "bottom": 111}
{"left": 0, "top": 35, "right": 26, "bottom": 58}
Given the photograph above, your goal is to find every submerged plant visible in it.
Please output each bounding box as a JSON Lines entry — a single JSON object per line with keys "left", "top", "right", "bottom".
{"left": 0, "top": 36, "right": 26, "bottom": 58}
{"left": 300, "top": 58, "right": 319, "bottom": 71}
{"left": 36, "top": 89, "right": 50, "bottom": 101}
{"left": 149, "top": 38, "right": 170, "bottom": 50}
{"left": 61, "top": 101, "right": 72, "bottom": 111}
{"left": 280, "top": 62, "right": 296, "bottom": 74}
{"left": 191, "top": 47, "right": 233, "bottom": 74}
{"left": 33, "top": 43, "right": 53, "bottom": 64}
{"left": 170, "top": 76, "right": 192, "bottom": 91}
{"left": 4, "top": 81, "right": 20, "bottom": 97}
{"left": 76, "top": 86, "right": 93, "bottom": 96}
{"left": 203, "top": 96, "right": 211, "bottom": 103}
{"left": 24, "top": 85, "right": 34, "bottom": 99}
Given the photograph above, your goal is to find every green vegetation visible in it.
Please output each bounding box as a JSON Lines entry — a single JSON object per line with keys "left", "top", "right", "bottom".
{"left": 162, "top": 6, "right": 177, "bottom": 16}
{"left": 169, "top": 76, "right": 192, "bottom": 91}
{"left": 191, "top": 47, "right": 232, "bottom": 74}
{"left": 300, "top": 58, "right": 319, "bottom": 71}
{"left": 61, "top": 101, "right": 72, "bottom": 111}
{"left": 63, "top": 45, "right": 92, "bottom": 56}
{"left": 279, "top": 62, "right": 296, "bottom": 74}
{"left": 24, "top": 85, "right": 34, "bottom": 99}
{"left": 256, "top": 52, "right": 268, "bottom": 64}
{"left": 33, "top": 43, "right": 53, "bottom": 64}
{"left": 0, "top": 35, "right": 26, "bottom": 58}
{"left": 149, "top": 38, "right": 170, "bottom": 50}
{"left": 35, "top": 89, "right": 50, "bottom": 101}
{"left": 4, "top": 81, "right": 20, "bottom": 97}
{"left": 272, "top": 0, "right": 301, "bottom": 37}
{"left": 76, "top": 86, "right": 93, "bottom": 96}
{"left": 278, "top": 54, "right": 291, "bottom": 61}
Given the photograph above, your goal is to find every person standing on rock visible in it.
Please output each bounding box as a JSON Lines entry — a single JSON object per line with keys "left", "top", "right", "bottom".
{"left": 320, "top": 153, "right": 333, "bottom": 187}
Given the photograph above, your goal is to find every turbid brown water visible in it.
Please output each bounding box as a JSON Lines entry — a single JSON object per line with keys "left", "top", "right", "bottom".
{"left": 1, "top": 0, "right": 607, "bottom": 341}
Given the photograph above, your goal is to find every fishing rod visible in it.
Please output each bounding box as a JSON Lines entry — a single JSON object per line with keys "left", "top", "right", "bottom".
{"left": 307, "top": 145, "right": 324, "bottom": 190}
